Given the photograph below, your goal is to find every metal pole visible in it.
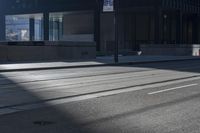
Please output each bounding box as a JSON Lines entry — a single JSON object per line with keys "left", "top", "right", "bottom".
{"left": 114, "top": 0, "right": 119, "bottom": 63}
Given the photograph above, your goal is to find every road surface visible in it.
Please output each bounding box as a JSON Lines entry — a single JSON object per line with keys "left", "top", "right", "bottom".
{"left": 0, "top": 60, "right": 200, "bottom": 133}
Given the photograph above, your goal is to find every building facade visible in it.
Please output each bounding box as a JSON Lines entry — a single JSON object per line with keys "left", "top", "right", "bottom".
{"left": 0, "top": 0, "right": 200, "bottom": 54}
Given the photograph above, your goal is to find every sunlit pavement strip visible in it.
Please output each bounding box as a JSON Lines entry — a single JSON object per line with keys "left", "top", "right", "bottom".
{"left": 0, "top": 77, "right": 200, "bottom": 116}
{"left": 148, "top": 84, "right": 198, "bottom": 95}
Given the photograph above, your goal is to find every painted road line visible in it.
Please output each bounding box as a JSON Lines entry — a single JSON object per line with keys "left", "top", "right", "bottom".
{"left": 148, "top": 84, "right": 198, "bottom": 95}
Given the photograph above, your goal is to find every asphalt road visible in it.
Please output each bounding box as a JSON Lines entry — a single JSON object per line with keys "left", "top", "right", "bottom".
{"left": 0, "top": 60, "right": 200, "bottom": 133}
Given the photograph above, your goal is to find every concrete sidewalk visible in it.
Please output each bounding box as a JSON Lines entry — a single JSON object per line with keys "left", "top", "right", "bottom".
{"left": 0, "top": 55, "right": 199, "bottom": 72}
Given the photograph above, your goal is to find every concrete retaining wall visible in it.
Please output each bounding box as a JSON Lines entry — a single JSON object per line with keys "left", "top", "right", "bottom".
{"left": 0, "top": 41, "right": 96, "bottom": 61}
{"left": 141, "top": 44, "right": 200, "bottom": 56}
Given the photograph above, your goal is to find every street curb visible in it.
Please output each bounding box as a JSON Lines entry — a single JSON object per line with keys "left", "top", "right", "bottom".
{"left": 0, "top": 58, "right": 200, "bottom": 72}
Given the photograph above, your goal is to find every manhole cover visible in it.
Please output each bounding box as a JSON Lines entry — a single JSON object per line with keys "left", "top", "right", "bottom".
{"left": 33, "top": 121, "right": 55, "bottom": 126}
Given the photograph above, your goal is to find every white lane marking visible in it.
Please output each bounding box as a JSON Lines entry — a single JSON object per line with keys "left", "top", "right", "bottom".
{"left": 148, "top": 84, "right": 198, "bottom": 95}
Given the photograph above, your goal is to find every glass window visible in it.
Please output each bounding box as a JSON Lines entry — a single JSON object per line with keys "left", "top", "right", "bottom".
{"left": 49, "top": 11, "right": 94, "bottom": 42}
{"left": 6, "top": 13, "right": 43, "bottom": 41}
{"left": 6, "top": 15, "right": 29, "bottom": 41}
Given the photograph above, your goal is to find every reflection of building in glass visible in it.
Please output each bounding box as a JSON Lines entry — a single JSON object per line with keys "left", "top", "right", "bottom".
{"left": 6, "top": 16, "right": 29, "bottom": 41}
{"left": 6, "top": 14, "right": 43, "bottom": 41}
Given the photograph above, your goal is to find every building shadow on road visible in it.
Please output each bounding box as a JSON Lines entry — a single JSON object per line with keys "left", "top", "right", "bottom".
{"left": 0, "top": 74, "right": 88, "bottom": 133}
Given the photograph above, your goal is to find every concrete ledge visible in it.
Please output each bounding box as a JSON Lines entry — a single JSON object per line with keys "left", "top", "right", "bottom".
{"left": 141, "top": 44, "right": 200, "bottom": 56}
{"left": 0, "top": 41, "right": 96, "bottom": 61}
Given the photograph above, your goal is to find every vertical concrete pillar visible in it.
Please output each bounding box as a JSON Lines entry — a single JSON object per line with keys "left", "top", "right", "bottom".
{"left": 197, "top": 16, "right": 200, "bottom": 43}
{"left": 192, "top": 14, "right": 198, "bottom": 44}
{"left": 29, "top": 18, "right": 35, "bottom": 41}
{"left": 176, "top": 11, "right": 183, "bottom": 44}
{"left": 43, "top": 12, "right": 49, "bottom": 41}
{"left": 94, "top": 6, "right": 101, "bottom": 51}
{"left": 154, "top": 8, "right": 161, "bottom": 44}
{"left": 0, "top": 14, "right": 5, "bottom": 41}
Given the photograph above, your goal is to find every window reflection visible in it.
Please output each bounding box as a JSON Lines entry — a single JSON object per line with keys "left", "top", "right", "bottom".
{"left": 6, "top": 14, "right": 43, "bottom": 41}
